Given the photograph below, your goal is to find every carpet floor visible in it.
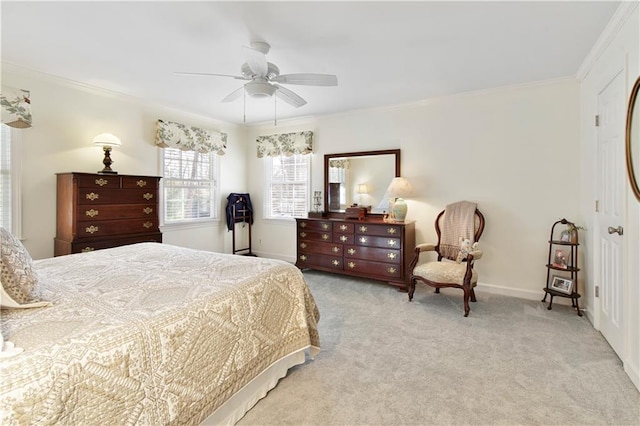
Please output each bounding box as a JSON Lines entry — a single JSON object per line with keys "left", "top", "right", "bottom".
{"left": 238, "top": 270, "right": 640, "bottom": 425}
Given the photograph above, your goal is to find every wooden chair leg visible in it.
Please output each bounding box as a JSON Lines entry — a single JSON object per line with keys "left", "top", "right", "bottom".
{"left": 408, "top": 278, "right": 416, "bottom": 301}
{"left": 470, "top": 287, "right": 477, "bottom": 303}
{"left": 435, "top": 288, "right": 440, "bottom": 294}
{"left": 463, "top": 286, "right": 471, "bottom": 317}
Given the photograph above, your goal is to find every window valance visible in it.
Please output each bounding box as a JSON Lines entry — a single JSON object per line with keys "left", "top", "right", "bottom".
{"left": 1, "top": 86, "right": 32, "bottom": 129}
{"left": 155, "top": 119, "right": 227, "bottom": 155}
{"left": 256, "top": 131, "right": 313, "bottom": 158}
{"left": 329, "top": 159, "right": 350, "bottom": 169}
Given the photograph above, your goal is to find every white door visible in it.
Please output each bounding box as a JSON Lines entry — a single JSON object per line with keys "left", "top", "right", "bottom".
{"left": 597, "top": 69, "right": 626, "bottom": 357}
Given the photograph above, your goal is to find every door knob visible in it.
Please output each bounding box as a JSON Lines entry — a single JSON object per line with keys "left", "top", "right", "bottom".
{"left": 608, "top": 226, "right": 623, "bottom": 235}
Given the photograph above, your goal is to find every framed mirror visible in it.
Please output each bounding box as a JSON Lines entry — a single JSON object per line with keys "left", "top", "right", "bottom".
{"left": 626, "top": 75, "right": 640, "bottom": 202}
{"left": 324, "top": 149, "right": 400, "bottom": 213}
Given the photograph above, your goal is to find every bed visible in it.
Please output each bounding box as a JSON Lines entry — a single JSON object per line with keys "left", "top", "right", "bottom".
{"left": 0, "top": 241, "right": 320, "bottom": 425}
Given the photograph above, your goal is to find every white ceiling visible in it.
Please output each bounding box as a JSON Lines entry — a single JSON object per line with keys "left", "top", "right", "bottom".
{"left": 1, "top": 1, "right": 620, "bottom": 125}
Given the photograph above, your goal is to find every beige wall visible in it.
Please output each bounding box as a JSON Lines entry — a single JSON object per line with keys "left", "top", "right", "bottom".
{"left": 2, "top": 64, "right": 247, "bottom": 259}
{"left": 246, "top": 78, "right": 581, "bottom": 301}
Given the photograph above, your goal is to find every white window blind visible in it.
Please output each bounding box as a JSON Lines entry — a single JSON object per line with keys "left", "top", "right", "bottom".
{"left": 162, "top": 148, "right": 219, "bottom": 223}
{"left": 265, "top": 154, "right": 310, "bottom": 219}
{"left": 0, "top": 124, "right": 12, "bottom": 231}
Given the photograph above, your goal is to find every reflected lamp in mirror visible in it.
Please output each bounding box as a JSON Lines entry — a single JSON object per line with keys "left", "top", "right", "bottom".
{"left": 356, "top": 183, "right": 368, "bottom": 205}
{"left": 93, "top": 133, "right": 122, "bottom": 175}
{"left": 385, "top": 177, "right": 414, "bottom": 222}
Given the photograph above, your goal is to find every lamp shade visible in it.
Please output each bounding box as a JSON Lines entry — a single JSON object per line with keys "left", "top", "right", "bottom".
{"left": 385, "top": 177, "right": 414, "bottom": 198}
{"left": 356, "top": 184, "right": 368, "bottom": 194}
{"left": 92, "top": 133, "right": 122, "bottom": 147}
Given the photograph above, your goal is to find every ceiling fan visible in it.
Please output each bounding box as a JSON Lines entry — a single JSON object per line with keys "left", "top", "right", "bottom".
{"left": 176, "top": 41, "right": 338, "bottom": 108}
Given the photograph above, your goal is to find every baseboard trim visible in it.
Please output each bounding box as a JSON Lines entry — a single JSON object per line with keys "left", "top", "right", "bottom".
{"left": 476, "top": 281, "right": 577, "bottom": 307}
{"left": 624, "top": 361, "right": 640, "bottom": 392}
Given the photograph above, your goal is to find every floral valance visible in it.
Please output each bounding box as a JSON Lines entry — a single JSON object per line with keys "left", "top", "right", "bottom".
{"left": 256, "top": 131, "right": 313, "bottom": 158}
{"left": 329, "top": 159, "right": 350, "bottom": 169}
{"left": 155, "top": 119, "right": 227, "bottom": 155}
{"left": 1, "top": 86, "right": 32, "bottom": 129}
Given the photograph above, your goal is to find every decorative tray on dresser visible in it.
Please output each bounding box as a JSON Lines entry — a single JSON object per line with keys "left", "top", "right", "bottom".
{"left": 295, "top": 216, "right": 415, "bottom": 289}
{"left": 54, "top": 172, "right": 162, "bottom": 256}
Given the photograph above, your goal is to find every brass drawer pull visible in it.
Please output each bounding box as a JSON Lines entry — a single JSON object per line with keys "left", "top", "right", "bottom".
{"left": 348, "top": 248, "right": 356, "bottom": 255}
{"left": 387, "top": 239, "right": 397, "bottom": 247}
{"left": 332, "top": 246, "right": 339, "bottom": 253}
{"left": 300, "top": 255, "right": 307, "bottom": 261}
{"left": 359, "top": 237, "right": 367, "bottom": 244}
{"left": 143, "top": 192, "right": 154, "bottom": 200}
{"left": 300, "top": 222, "right": 307, "bottom": 228}
{"left": 340, "top": 235, "right": 348, "bottom": 242}
{"left": 387, "top": 227, "right": 397, "bottom": 234}
{"left": 322, "top": 223, "right": 330, "bottom": 230}
{"left": 300, "top": 242, "right": 307, "bottom": 249}
{"left": 300, "top": 232, "right": 307, "bottom": 238}
{"left": 322, "top": 234, "right": 329, "bottom": 240}
{"left": 136, "top": 180, "right": 147, "bottom": 187}
{"left": 332, "top": 260, "right": 339, "bottom": 266}
{"left": 143, "top": 207, "right": 153, "bottom": 214}
{"left": 143, "top": 221, "right": 153, "bottom": 229}
{"left": 340, "top": 224, "right": 348, "bottom": 231}
{"left": 387, "top": 267, "right": 397, "bottom": 274}
{"left": 359, "top": 225, "right": 368, "bottom": 233}
{"left": 86, "top": 192, "right": 99, "bottom": 201}
{"left": 85, "top": 209, "right": 99, "bottom": 218}
{"left": 347, "top": 261, "right": 356, "bottom": 269}
{"left": 81, "top": 247, "right": 95, "bottom": 252}
{"left": 387, "top": 252, "right": 397, "bottom": 260}
{"left": 95, "top": 178, "right": 108, "bottom": 187}
{"left": 86, "top": 225, "right": 99, "bottom": 234}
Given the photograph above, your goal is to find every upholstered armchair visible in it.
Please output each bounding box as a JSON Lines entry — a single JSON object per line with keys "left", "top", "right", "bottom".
{"left": 408, "top": 202, "right": 485, "bottom": 317}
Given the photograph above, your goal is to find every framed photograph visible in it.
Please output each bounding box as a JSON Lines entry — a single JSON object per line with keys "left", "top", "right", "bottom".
{"left": 550, "top": 276, "right": 573, "bottom": 295}
{"left": 552, "top": 249, "right": 569, "bottom": 269}
{"left": 560, "top": 230, "right": 571, "bottom": 242}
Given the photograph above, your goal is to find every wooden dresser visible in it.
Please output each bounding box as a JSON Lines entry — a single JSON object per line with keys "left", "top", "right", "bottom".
{"left": 54, "top": 172, "right": 162, "bottom": 256}
{"left": 295, "top": 217, "right": 415, "bottom": 289}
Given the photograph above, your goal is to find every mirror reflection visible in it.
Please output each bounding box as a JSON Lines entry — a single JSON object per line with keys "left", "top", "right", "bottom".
{"left": 325, "top": 150, "right": 400, "bottom": 213}
{"left": 627, "top": 75, "right": 640, "bottom": 202}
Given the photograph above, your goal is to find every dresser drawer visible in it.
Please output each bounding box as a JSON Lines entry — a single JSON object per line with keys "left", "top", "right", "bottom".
{"left": 77, "top": 175, "right": 120, "bottom": 189}
{"left": 298, "top": 220, "right": 333, "bottom": 231}
{"left": 122, "top": 176, "right": 158, "bottom": 189}
{"left": 297, "top": 252, "right": 343, "bottom": 270}
{"left": 356, "top": 234, "right": 401, "bottom": 249}
{"left": 333, "top": 233, "right": 355, "bottom": 244}
{"left": 344, "top": 245, "right": 401, "bottom": 264}
{"left": 333, "top": 222, "right": 354, "bottom": 233}
{"left": 298, "top": 229, "right": 333, "bottom": 242}
{"left": 77, "top": 218, "right": 159, "bottom": 238}
{"left": 298, "top": 240, "right": 343, "bottom": 256}
{"left": 70, "top": 233, "right": 162, "bottom": 254}
{"left": 79, "top": 188, "right": 157, "bottom": 205}
{"left": 77, "top": 204, "right": 157, "bottom": 221}
{"left": 355, "top": 224, "right": 403, "bottom": 237}
{"left": 343, "top": 258, "right": 402, "bottom": 278}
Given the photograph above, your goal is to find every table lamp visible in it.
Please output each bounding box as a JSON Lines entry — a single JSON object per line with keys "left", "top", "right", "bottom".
{"left": 93, "top": 133, "right": 122, "bottom": 174}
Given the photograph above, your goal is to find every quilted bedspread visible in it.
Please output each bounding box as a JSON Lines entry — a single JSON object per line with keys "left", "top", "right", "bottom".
{"left": 0, "top": 243, "right": 320, "bottom": 425}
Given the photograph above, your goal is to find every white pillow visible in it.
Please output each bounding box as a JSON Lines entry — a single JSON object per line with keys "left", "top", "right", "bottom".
{"left": 0, "top": 227, "right": 50, "bottom": 309}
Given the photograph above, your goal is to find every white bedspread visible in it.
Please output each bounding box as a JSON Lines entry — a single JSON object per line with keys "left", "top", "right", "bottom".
{"left": 0, "top": 243, "right": 320, "bottom": 425}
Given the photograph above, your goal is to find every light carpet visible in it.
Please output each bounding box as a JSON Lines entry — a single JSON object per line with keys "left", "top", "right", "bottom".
{"left": 238, "top": 271, "right": 640, "bottom": 425}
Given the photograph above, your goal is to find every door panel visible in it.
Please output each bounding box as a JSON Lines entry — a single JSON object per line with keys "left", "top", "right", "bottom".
{"left": 597, "top": 69, "right": 625, "bottom": 357}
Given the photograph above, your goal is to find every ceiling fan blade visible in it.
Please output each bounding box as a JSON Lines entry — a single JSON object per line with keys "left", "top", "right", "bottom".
{"left": 274, "top": 84, "right": 307, "bottom": 108}
{"left": 242, "top": 45, "right": 268, "bottom": 76}
{"left": 174, "top": 71, "right": 247, "bottom": 80}
{"left": 221, "top": 87, "right": 244, "bottom": 103}
{"left": 273, "top": 73, "right": 338, "bottom": 86}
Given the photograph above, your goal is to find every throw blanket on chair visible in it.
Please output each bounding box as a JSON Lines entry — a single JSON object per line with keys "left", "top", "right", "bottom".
{"left": 439, "top": 200, "right": 477, "bottom": 260}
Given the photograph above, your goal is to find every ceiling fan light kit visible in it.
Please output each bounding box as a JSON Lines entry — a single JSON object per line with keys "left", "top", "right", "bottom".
{"left": 244, "top": 80, "right": 277, "bottom": 98}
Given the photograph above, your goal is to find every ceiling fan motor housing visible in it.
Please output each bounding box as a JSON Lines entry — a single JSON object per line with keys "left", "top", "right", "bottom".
{"left": 241, "top": 62, "right": 280, "bottom": 80}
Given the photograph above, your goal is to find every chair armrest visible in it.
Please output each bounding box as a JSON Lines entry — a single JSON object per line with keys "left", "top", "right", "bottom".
{"left": 415, "top": 243, "right": 437, "bottom": 253}
{"left": 468, "top": 249, "right": 483, "bottom": 261}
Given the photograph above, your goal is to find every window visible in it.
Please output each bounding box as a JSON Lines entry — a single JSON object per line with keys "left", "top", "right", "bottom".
{"left": 265, "top": 154, "right": 310, "bottom": 219}
{"left": 162, "top": 148, "right": 219, "bottom": 224}
{"left": 0, "top": 124, "right": 21, "bottom": 234}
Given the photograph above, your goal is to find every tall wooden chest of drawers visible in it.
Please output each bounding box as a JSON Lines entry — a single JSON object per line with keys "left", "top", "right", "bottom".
{"left": 295, "top": 217, "right": 415, "bottom": 289}
{"left": 54, "top": 172, "right": 162, "bottom": 256}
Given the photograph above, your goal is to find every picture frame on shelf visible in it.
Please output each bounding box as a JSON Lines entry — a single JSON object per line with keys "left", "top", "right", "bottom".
{"left": 560, "top": 230, "right": 571, "bottom": 242}
{"left": 550, "top": 276, "right": 573, "bottom": 295}
{"left": 552, "top": 248, "right": 569, "bottom": 269}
